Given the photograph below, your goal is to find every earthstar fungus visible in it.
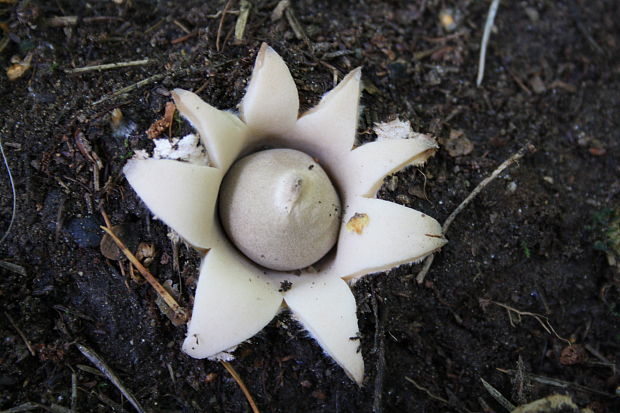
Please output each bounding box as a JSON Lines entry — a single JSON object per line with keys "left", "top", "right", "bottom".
{"left": 124, "top": 43, "right": 446, "bottom": 384}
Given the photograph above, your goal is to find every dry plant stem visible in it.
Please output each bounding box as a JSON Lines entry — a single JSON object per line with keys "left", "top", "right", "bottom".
{"left": 0, "top": 402, "right": 40, "bottom": 413}
{"left": 220, "top": 361, "right": 261, "bottom": 413}
{"left": 477, "top": 0, "right": 501, "bottom": 87}
{"left": 0, "top": 136, "right": 16, "bottom": 245}
{"left": 70, "top": 372, "right": 77, "bottom": 412}
{"left": 83, "top": 388, "right": 126, "bottom": 412}
{"left": 405, "top": 376, "right": 448, "bottom": 403}
{"left": 489, "top": 300, "right": 570, "bottom": 345}
{"left": 496, "top": 368, "right": 616, "bottom": 398}
{"left": 64, "top": 59, "right": 151, "bottom": 74}
{"left": 284, "top": 7, "right": 312, "bottom": 50}
{"left": 4, "top": 312, "right": 35, "bottom": 356}
{"left": 416, "top": 144, "right": 535, "bottom": 284}
{"left": 100, "top": 226, "right": 188, "bottom": 324}
{"left": 372, "top": 291, "right": 386, "bottom": 413}
{"left": 92, "top": 68, "right": 195, "bottom": 106}
{"left": 0, "top": 261, "right": 26, "bottom": 276}
{"left": 480, "top": 377, "right": 516, "bottom": 411}
{"left": 216, "top": 0, "right": 232, "bottom": 52}
{"left": 75, "top": 343, "right": 146, "bottom": 413}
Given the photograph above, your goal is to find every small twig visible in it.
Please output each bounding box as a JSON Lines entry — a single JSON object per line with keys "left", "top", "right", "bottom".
{"left": 404, "top": 377, "right": 450, "bottom": 405}
{"left": 70, "top": 372, "right": 77, "bottom": 412}
{"left": 497, "top": 368, "right": 617, "bottom": 398}
{"left": 75, "top": 343, "right": 145, "bottom": 413}
{"left": 76, "top": 364, "right": 105, "bottom": 377}
{"left": 47, "top": 16, "right": 124, "bottom": 27}
{"left": 0, "top": 136, "right": 16, "bottom": 245}
{"left": 216, "top": 0, "right": 232, "bottom": 52}
{"left": 100, "top": 226, "right": 188, "bottom": 325}
{"left": 100, "top": 208, "right": 113, "bottom": 230}
{"left": 92, "top": 68, "right": 195, "bottom": 106}
{"left": 372, "top": 289, "right": 386, "bottom": 413}
{"left": 284, "top": 6, "right": 312, "bottom": 51}
{"left": 0, "top": 402, "right": 43, "bottom": 413}
{"left": 64, "top": 59, "right": 151, "bottom": 74}
{"left": 172, "top": 19, "right": 191, "bottom": 34}
{"left": 171, "top": 31, "right": 198, "bottom": 45}
{"left": 480, "top": 377, "right": 515, "bottom": 412}
{"left": 80, "top": 387, "right": 128, "bottom": 412}
{"left": 486, "top": 300, "right": 570, "bottom": 345}
{"left": 0, "top": 261, "right": 26, "bottom": 276}
{"left": 220, "top": 361, "right": 260, "bottom": 413}
{"left": 416, "top": 144, "right": 534, "bottom": 284}
{"left": 477, "top": 0, "right": 501, "bottom": 87}
{"left": 584, "top": 343, "right": 616, "bottom": 373}
{"left": 4, "top": 312, "right": 35, "bottom": 356}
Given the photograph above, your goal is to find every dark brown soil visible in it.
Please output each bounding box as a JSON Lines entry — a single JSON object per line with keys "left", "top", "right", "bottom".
{"left": 1, "top": 1, "right": 619, "bottom": 412}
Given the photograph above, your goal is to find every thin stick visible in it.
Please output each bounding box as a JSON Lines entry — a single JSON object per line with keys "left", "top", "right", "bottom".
{"left": 65, "top": 59, "right": 151, "bottom": 74}
{"left": 497, "top": 368, "right": 616, "bottom": 398}
{"left": 70, "top": 372, "right": 77, "bottom": 412}
{"left": 100, "top": 226, "right": 188, "bottom": 324}
{"left": 0, "top": 402, "right": 42, "bottom": 413}
{"left": 0, "top": 261, "right": 26, "bottom": 276}
{"left": 75, "top": 343, "right": 145, "bottom": 413}
{"left": 372, "top": 290, "right": 386, "bottom": 413}
{"left": 0, "top": 136, "right": 16, "bottom": 245}
{"left": 416, "top": 144, "right": 534, "bottom": 284}
{"left": 404, "top": 376, "right": 451, "bottom": 405}
{"left": 220, "top": 361, "right": 260, "bottom": 413}
{"left": 216, "top": 0, "right": 232, "bottom": 52}
{"left": 92, "top": 68, "right": 195, "bottom": 106}
{"left": 477, "top": 0, "right": 501, "bottom": 87}
{"left": 100, "top": 209, "right": 113, "bottom": 230}
{"left": 4, "top": 312, "right": 35, "bottom": 356}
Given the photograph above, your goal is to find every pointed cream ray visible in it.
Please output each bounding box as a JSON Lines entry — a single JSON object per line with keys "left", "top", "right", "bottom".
{"left": 335, "top": 197, "right": 446, "bottom": 280}
{"left": 341, "top": 136, "right": 438, "bottom": 197}
{"left": 182, "top": 234, "right": 283, "bottom": 358}
{"left": 124, "top": 159, "right": 222, "bottom": 249}
{"left": 172, "top": 89, "right": 248, "bottom": 170}
{"left": 283, "top": 272, "right": 364, "bottom": 384}
{"left": 287, "top": 68, "right": 362, "bottom": 166}
{"left": 239, "top": 43, "right": 299, "bottom": 140}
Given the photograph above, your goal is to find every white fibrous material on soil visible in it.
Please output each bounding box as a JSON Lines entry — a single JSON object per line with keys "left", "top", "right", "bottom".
{"left": 133, "top": 134, "right": 209, "bottom": 165}
{"left": 374, "top": 118, "right": 435, "bottom": 143}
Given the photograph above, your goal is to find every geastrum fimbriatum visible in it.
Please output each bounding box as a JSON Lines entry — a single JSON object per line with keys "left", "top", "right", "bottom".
{"left": 124, "top": 44, "right": 446, "bottom": 384}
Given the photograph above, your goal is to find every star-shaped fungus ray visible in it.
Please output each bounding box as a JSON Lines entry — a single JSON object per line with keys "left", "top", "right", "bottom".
{"left": 281, "top": 273, "right": 364, "bottom": 384}
{"left": 333, "top": 197, "right": 447, "bottom": 280}
{"left": 290, "top": 68, "right": 361, "bottom": 171}
{"left": 239, "top": 43, "right": 299, "bottom": 140}
{"left": 339, "top": 136, "right": 439, "bottom": 198}
{"left": 172, "top": 89, "right": 248, "bottom": 170}
{"left": 123, "top": 159, "right": 222, "bottom": 250}
{"left": 182, "top": 231, "right": 283, "bottom": 358}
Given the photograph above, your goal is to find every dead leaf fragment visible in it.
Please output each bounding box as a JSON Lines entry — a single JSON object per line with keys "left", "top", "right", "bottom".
{"left": 7, "top": 52, "right": 33, "bottom": 81}
{"left": 445, "top": 129, "right": 473, "bottom": 157}
{"left": 147, "top": 101, "right": 176, "bottom": 139}
{"left": 559, "top": 344, "right": 587, "bottom": 365}
{"left": 346, "top": 213, "right": 369, "bottom": 235}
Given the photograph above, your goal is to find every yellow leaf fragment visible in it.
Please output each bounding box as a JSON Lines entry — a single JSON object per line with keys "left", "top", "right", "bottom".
{"left": 7, "top": 53, "right": 33, "bottom": 81}
{"left": 346, "top": 212, "right": 369, "bottom": 235}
